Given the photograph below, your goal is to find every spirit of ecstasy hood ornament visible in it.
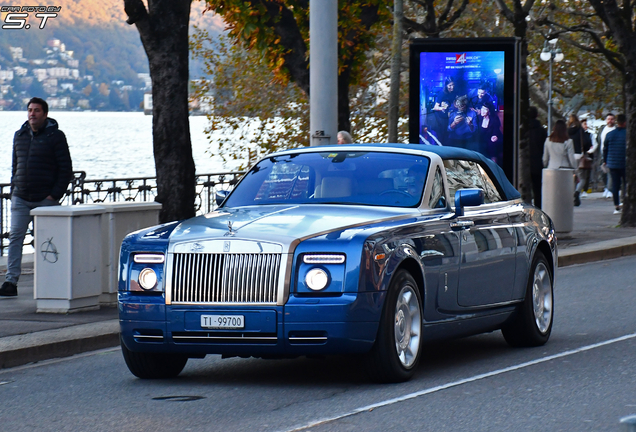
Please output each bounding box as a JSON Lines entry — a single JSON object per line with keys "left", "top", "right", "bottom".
{"left": 227, "top": 220, "right": 234, "bottom": 235}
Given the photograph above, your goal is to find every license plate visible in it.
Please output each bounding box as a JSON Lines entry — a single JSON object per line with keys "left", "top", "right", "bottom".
{"left": 201, "top": 314, "right": 244, "bottom": 329}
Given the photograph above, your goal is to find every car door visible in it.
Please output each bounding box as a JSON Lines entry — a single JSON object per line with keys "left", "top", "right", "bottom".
{"left": 444, "top": 159, "right": 517, "bottom": 307}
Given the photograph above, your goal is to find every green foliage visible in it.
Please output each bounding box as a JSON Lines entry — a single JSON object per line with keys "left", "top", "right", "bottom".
{"left": 204, "top": 0, "right": 391, "bottom": 88}
{"left": 193, "top": 0, "right": 403, "bottom": 166}
{"left": 190, "top": 28, "right": 309, "bottom": 168}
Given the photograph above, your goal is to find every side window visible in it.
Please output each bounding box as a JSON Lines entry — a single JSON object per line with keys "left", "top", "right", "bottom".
{"left": 444, "top": 159, "right": 502, "bottom": 206}
{"left": 428, "top": 167, "right": 446, "bottom": 209}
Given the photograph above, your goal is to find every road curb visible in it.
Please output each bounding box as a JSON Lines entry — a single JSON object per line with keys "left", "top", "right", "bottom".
{"left": 558, "top": 236, "right": 636, "bottom": 267}
{"left": 0, "top": 320, "right": 120, "bottom": 369}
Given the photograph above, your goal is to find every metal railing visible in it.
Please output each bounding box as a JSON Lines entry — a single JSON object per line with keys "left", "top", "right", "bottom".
{"left": 0, "top": 170, "right": 244, "bottom": 256}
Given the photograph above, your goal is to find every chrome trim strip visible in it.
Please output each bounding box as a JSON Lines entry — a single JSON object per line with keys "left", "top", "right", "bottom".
{"left": 171, "top": 239, "right": 283, "bottom": 254}
{"left": 438, "top": 298, "right": 524, "bottom": 315}
{"left": 267, "top": 145, "right": 437, "bottom": 159}
{"left": 172, "top": 335, "right": 278, "bottom": 341}
{"left": 135, "top": 335, "right": 164, "bottom": 340}
{"left": 288, "top": 337, "right": 328, "bottom": 341}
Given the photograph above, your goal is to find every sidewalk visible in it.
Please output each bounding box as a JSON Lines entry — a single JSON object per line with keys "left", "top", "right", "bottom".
{"left": 1, "top": 192, "right": 636, "bottom": 369}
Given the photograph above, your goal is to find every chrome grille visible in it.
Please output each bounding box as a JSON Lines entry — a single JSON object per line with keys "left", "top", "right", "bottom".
{"left": 170, "top": 253, "right": 281, "bottom": 304}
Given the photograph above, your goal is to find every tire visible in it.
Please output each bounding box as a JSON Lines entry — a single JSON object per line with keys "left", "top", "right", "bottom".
{"left": 502, "top": 251, "right": 553, "bottom": 347}
{"left": 366, "top": 270, "right": 423, "bottom": 383}
{"left": 120, "top": 337, "right": 188, "bottom": 379}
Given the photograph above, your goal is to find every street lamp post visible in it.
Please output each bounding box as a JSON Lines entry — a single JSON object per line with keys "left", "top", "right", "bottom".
{"left": 540, "top": 39, "right": 564, "bottom": 133}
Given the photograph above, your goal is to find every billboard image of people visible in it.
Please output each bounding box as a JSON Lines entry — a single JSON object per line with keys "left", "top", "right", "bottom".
{"left": 409, "top": 39, "right": 519, "bottom": 183}
{"left": 419, "top": 50, "right": 505, "bottom": 164}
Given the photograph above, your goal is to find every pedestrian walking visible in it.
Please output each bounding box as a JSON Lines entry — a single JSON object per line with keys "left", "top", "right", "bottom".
{"left": 0, "top": 97, "right": 73, "bottom": 297}
{"left": 573, "top": 116, "right": 594, "bottom": 206}
{"left": 596, "top": 113, "right": 616, "bottom": 198}
{"left": 528, "top": 106, "right": 547, "bottom": 208}
{"left": 602, "top": 113, "right": 627, "bottom": 214}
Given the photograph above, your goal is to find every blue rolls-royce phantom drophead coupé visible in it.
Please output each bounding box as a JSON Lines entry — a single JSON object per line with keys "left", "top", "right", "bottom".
{"left": 118, "top": 144, "right": 556, "bottom": 383}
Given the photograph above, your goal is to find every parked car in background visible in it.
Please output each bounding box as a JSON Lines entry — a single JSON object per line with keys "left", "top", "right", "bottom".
{"left": 118, "top": 144, "right": 557, "bottom": 383}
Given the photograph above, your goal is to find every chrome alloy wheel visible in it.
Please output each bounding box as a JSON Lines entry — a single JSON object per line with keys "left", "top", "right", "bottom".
{"left": 532, "top": 261, "right": 553, "bottom": 334}
{"left": 394, "top": 285, "right": 422, "bottom": 368}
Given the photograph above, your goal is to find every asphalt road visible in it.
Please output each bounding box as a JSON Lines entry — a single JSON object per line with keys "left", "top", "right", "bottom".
{"left": 0, "top": 256, "right": 635, "bottom": 432}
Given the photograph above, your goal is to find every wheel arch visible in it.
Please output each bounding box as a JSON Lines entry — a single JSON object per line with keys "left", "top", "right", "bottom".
{"left": 535, "top": 240, "right": 554, "bottom": 282}
{"left": 390, "top": 256, "right": 426, "bottom": 307}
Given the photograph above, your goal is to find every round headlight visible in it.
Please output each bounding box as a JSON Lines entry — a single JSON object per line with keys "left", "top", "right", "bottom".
{"left": 138, "top": 268, "right": 157, "bottom": 290}
{"left": 305, "top": 268, "right": 329, "bottom": 291}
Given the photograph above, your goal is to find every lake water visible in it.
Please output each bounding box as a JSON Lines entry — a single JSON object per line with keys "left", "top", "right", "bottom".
{"left": 0, "top": 111, "right": 231, "bottom": 184}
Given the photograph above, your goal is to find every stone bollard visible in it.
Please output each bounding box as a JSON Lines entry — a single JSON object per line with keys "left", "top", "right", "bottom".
{"left": 31, "top": 204, "right": 105, "bottom": 313}
{"left": 541, "top": 168, "right": 575, "bottom": 233}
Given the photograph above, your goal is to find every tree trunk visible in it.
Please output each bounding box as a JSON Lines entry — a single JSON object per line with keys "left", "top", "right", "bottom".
{"left": 622, "top": 66, "right": 636, "bottom": 225}
{"left": 515, "top": 25, "right": 532, "bottom": 204}
{"left": 494, "top": 0, "right": 534, "bottom": 204}
{"left": 124, "top": 0, "right": 196, "bottom": 223}
{"left": 388, "top": 0, "right": 403, "bottom": 143}
{"left": 586, "top": 0, "right": 636, "bottom": 226}
{"left": 337, "top": 67, "right": 352, "bottom": 133}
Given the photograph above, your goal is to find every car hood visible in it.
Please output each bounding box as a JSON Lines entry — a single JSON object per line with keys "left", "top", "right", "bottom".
{"left": 168, "top": 204, "right": 418, "bottom": 248}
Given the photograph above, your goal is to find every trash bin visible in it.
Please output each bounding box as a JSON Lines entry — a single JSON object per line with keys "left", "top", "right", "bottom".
{"left": 541, "top": 168, "right": 575, "bottom": 233}
{"left": 31, "top": 204, "right": 106, "bottom": 313}
{"left": 99, "top": 202, "right": 161, "bottom": 305}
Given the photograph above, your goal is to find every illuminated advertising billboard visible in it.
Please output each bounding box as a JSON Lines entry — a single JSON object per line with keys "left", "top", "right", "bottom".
{"left": 409, "top": 38, "right": 519, "bottom": 183}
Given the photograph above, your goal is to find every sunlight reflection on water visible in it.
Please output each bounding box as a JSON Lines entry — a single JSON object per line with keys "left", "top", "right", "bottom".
{"left": 0, "top": 111, "right": 230, "bottom": 183}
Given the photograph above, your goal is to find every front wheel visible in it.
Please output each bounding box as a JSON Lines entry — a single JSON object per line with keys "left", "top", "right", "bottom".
{"left": 121, "top": 337, "right": 188, "bottom": 379}
{"left": 502, "top": 251, "right": 553, "bottom": 347}
{"left": 365, "top": 270, "right": 423, "bottom": 383}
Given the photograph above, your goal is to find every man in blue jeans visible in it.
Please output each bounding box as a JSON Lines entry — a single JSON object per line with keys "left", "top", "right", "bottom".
{"left": 0, "top": 97, "right": 73, "bottom": 296}
{"left": 603, "top": 113, "right": 627, "bottom": 215}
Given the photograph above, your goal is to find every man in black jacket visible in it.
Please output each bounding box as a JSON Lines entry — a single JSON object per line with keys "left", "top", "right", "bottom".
{"left": 528, "top": 106, "right": 547, "bottom": 208}
{"left": 0, "top": 97, "right": 73, "bottom": 296}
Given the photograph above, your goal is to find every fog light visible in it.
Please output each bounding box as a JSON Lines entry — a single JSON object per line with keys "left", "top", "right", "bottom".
{"left": 138, "top": 268, "right": 157, "bottom": 290}
{"left": 305, "top": 268, "right": 329, "bottom": 291}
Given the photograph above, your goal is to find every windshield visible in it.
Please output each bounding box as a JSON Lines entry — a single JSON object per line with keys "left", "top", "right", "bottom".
{"left": 223, "top": 151, "right": 430, "bottom": 208}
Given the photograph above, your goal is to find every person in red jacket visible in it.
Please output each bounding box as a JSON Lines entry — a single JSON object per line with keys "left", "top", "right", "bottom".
{"left": 0, "top": 97, "right": 73, "bottom": 297}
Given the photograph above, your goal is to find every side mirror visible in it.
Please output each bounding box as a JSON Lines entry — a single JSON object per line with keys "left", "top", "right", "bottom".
{"left": 215, "top": 189, "right": 230, "bottom": 207}
{"left": 454, "top": 188, "right": 484, "bottom": 217}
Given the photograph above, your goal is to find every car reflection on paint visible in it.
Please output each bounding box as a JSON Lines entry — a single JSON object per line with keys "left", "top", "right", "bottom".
{"left": 118, "top": 144, "right": 557, "bottom": 383}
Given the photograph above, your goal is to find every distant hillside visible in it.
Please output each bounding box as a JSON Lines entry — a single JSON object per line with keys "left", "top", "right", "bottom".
{"left": 0, "top": 0, "right": 224, "bottom": 83}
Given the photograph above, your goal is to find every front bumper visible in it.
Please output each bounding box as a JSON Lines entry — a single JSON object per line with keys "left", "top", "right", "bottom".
{"left": 119, "top": 291, "right": 385, "bottom": 357}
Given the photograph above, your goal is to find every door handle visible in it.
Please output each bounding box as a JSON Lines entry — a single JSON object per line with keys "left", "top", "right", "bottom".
{"left": 450, "top": 220, "right": 474, "bottom": 230}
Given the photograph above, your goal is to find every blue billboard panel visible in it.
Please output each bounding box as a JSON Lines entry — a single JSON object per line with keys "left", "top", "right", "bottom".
{"left": 410, "top": 39, "right": 519, "bottom": 184}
